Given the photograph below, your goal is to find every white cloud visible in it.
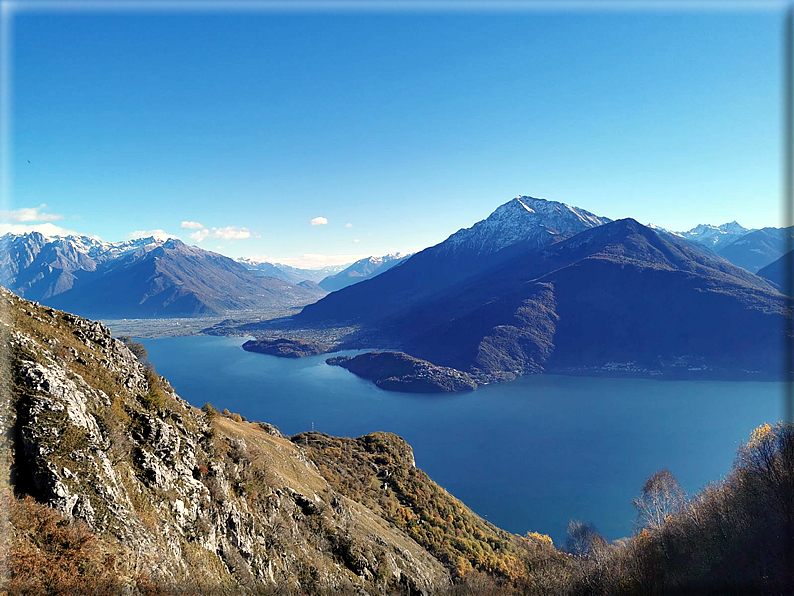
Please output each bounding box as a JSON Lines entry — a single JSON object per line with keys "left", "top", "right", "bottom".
{"left": 345, "top": 222, "right": 353, "bottom": 228}
{"left": 0, "top": 204, "right": 64, "bottom": 223}
{"left": 0, "top": 222, "right": 96, "bottom": 238}
{"left": 310, "top": 217, "right": 328, "bottom": 226}
{"left": 352, "top": 238, "right": 361, "bottom": 243}
{"left": 212, "top": 226, "right": 251, "bottom": 240}
{"left": 129, "top": 229, "right": 180, "bottom": 241}
{"left": 181, "top": 220, "right": 205, "bottom": 230}
{"left": 188, "top": 226, "right": 251, "bottom": 243}
{"left": 262, "top": 253, "right": 368, "bottom": 269}
{"left": 190, "top": 229, "right": 210, "bottom": 243}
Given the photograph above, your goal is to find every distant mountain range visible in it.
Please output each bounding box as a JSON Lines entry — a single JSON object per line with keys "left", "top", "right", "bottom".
{"left": 236, "top": 258, "right": 348, "bottom": 285}
{"left": 297, "top": 197, "right": 787, "bottom": 381}
{"left": 0, "top": 232, "right": 326, "bottom": 318}
{"left": 663, "top": 222, "right": 793, "bottom": 274}
{"left": 236, "top": 255, "right": 413, "bottom": 292}
{"left": 318, "top": 253, "right": 411, "bottom": 292}
{"left": 714, "top": 227, "right": 794, "bottom": 273}
{"left": 677, "top": 221, "right": 750, "bottom": 249}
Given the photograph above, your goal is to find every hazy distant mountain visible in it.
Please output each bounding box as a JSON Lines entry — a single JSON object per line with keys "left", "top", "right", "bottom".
{"left": 678, "top": 222, "right": 752, "bottom": 250}
{"left": 318, "top": 253, "right": 410, "bottom": 292}
{"left": 0, "top": 232, "right": 325, "bottom": 318}
{"left": 376, "top": 219, "right": 786, "bottom": 381}
{"left": 48, "top": 239, "right": 326, "bottom": 318}
{"left": 664, "top": 222, "right": 793, "bottom": 273}
{"left": 299, "top": 196, "right": 611, "bottom": 324}
{"left": 757, "top": 249, "right": 793, "bottom": 292}
{"left": 715, "top": 227, "right": 794, "bottom": 273}
{"left": 237, "top": 258, "right": 349, "bottom": 284}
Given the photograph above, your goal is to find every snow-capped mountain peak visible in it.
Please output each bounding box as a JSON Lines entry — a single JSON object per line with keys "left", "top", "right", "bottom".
{"left": 678, "top": 221, "right": 753, "bottom": 249}
{"left": 441, "top": 195, "right": 610, "bottom": 256}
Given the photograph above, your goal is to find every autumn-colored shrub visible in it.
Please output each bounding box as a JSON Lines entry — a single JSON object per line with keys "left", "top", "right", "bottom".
{"left": 565, "top": 422, "right": 794, "bottom": 595}
{"left": 4, "top": 491, "right": 123, "bottom": 595}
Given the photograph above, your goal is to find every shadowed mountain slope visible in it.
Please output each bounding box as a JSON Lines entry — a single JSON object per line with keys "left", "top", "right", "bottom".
{"left": 318, "top": 253, "right": 410, "bottom": 292}
{"left": 364, "top": 219, "right": 787, "bottom": 381}
{"left": 757, "top": 248, "right": 793, "bottom": 292}
{"left": 299, "top": 196, "right": 611, "bottom": 325}
{"left": 716, "top": 226, "right": 794, "bottom": 273}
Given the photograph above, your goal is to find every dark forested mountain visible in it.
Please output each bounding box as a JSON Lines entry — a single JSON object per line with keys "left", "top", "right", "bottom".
{"left": 757, "top": 248, "right": 793, "bottom": 292}
{"left": 340, "top": 219, "right": 787, "bottom": 381}
{"left": 318, "top": 253, "right": 410, "bottom": 292}
{"left": 714, "top": 226, "right": 794, "bottom": 273}
{"left": 299, "top": 196, "right": 611, "bottom": 324}
{"left": 0, "top": 233, "right": 325, "bottom": 318}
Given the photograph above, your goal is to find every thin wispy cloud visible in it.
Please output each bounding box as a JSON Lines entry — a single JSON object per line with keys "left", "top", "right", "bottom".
{"left": 0, "top": 204, "right": 64, "bottom": 223}
{"left": 352, "top": 238, "right": 361, "bottom": 243}
{"left": 310, "top": 217, "right": 328, "bottom": 226}
{"left": 180, "top": 220, "right": 205, "bottom": 229}
{"left": 345, "top": 223, "right": 354, "bottom": 228}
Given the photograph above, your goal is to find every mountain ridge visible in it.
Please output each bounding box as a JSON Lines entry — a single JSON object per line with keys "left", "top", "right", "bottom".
{"left": 318, "top": 253, "right": 411, "bottom": 292}
{"left": 1, "top": 232, "right": 325, "bottom": 318}
{"left": 335, "top": 218, "right": 786, "bottom": 383}
{"left": 299, "top": 196, "right": 612, "bottom": 326}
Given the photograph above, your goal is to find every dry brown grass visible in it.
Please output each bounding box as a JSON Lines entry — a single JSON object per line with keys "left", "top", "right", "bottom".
{"left": 3, "top": 490, "right": 124, "bottom": 595}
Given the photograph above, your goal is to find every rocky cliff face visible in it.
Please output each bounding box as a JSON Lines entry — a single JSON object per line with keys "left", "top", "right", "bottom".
{"left": 1, "top": 287, "right": 455, "bottom": 594}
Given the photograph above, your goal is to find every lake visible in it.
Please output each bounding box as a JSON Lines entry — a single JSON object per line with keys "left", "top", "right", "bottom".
{"left": 141, "top": 334, "right": 784, "bottom": 546}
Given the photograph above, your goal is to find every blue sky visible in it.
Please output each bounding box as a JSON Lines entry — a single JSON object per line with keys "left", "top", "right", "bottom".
{"left": 2, "top": 4, "right": 786, "bottom": 266}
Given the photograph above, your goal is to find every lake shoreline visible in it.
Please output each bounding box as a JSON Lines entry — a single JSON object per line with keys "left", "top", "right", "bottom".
{"left": 139, "top": 334, "right": 783, "bottom": 545}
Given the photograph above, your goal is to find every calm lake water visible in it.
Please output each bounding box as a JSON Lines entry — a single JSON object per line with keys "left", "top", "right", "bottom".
{"left": 141, "top": 335, "right": 783, "bottom": 546}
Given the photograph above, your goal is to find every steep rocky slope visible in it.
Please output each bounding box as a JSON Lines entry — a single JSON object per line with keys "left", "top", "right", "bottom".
{"left": 0, "top": 287, "right": 561, "bottom": 594}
